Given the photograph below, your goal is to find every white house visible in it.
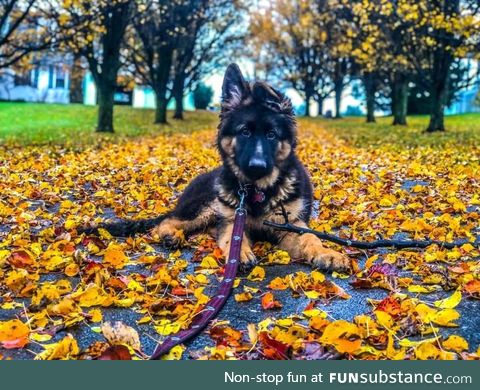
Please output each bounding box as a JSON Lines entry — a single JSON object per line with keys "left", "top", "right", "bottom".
{"left": 0, "top": 55, "right": 71, "bottom": 103}
{"left": 82, "top": 74, "right": 195, "bottom": 111}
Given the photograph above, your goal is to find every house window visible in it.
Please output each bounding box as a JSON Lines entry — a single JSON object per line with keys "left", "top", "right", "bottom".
{"left": 14, "top": 72, "right": 31, "bottom": 86}
{"left": 56, "top": 67, "right": 66, "bottom": 89}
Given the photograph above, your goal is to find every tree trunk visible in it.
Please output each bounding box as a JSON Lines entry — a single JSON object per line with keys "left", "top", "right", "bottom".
{"left": 333, "top": 59, "right": 346, "bottom": 119}
{"left": 426, "top": 52, "right": 452, "bottom": 132}
{"left": 426, "top": 86, "right": 447, "bottom": 132}
{"left": 334, "top": 80, "right": 343, "bottom": 119}
{"left": 364, "top": 73, "right": 376, "bottom": 123}
{"left": 172, "top": 72, "right": 186, "bottom": 120}
{"left": 426, "top": 0, "right": 458, "bottom": 132}
{"left": 155, "top": 92, "right": 169, "bottom": 124}
{"left": 391, "top": 73, "right": 408, "bottom": 126}
{"left": 96, "top": 82, "right": 115, "bottom": 133}
{"left": 304, "top": 91, "right": 312, "bottom": 117}
{"left": 173, "top": 93, "right": 184, "bottom": 120}
{"left": 87, "top": 1, "right": 132, "bottom": 133}
{"left": 151, "top": 47, "right": 174, "bottom": 125}
{"left": 317, "top": 97, "right": 324, "bottom": 117}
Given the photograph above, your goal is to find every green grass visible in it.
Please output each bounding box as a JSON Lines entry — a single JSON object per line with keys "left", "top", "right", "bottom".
{"left": 0, "top": 103, "right": 218, "bottom": 146}
{"left": 1, "top": 102, "right": 479, "bottom": 149}
{"left": 310, "top": 114, "right": 480, "bottom": 149}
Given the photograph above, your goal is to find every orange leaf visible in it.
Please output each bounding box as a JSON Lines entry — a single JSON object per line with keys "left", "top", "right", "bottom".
{"left": 261, "top": 292, "right": 282, "bottom": 310}
{"left": 0, "top": 319, "right": 30, "bottom": 349}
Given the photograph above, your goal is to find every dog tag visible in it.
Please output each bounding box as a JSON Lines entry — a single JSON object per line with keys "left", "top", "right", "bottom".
{"left": 253, "top": 190, "right": 266, "bottom": 203}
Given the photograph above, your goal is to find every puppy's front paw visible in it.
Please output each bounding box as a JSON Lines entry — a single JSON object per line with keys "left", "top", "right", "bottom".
{"left": 220, "top": 239, "right": 257, "bottom": 273}
{"left": 151, "top": 224, "right": 185, "bottom": 248}
{"left": 300, "top": 234, "right": 351, "bottom": 272}
{"left": 238, "top": 242, "right": 257, "bottom": 273}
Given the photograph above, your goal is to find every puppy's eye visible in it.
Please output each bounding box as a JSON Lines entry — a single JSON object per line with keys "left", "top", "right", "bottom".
{"left": 266, "top": 131, "right": 277, "bottom": 140}
{"left": 241, "top": 129, "right": 252, "bottom": 137}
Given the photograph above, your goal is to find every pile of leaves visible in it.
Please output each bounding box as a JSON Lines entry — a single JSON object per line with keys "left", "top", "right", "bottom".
{"left": 0, "top": 119, "right": 478, "bottom": 360}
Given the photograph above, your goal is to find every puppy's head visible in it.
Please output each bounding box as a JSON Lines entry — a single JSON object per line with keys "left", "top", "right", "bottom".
{"left": 217, "top": 64, "right": 296, "bottom": 184}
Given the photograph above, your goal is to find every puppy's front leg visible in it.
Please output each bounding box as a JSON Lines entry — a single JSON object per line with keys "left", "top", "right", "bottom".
{"left": 151, "top": 217, "right": 185, "bottom": 248}
{"left": 217, "top": 220, "right": 256, "bottom": 269}
{"left": 278, "top": 221, "right": 351, "bottom": 272}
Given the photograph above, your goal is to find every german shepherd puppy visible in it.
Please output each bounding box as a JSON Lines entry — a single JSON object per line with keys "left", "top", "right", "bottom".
{"left": 86, "top": 64, "right": 350, "bottom": 272}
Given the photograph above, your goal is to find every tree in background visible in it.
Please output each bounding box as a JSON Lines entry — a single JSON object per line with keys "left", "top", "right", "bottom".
{"left": 401, "top": 0, "right": 480, "bottom": 132}
{"left": 130, "top": 0, "right": 242, "bottom": 123}
{"left": 251, "top": 1, "right": 327, "bottom": 117}
{"left": 53, "top": 0, "right": 134, "bottom": 132}
{"left": 408, "top": 59, "right": 478, "bottom": 115}
{"left": 0, "top": 0, "right": 56, "bottom": 69}
{"left": 249, "top": 0, "right": 353, "bottom": 118}
{"left": 192, "top": 82, "right": 213, "bottom": 109}
{"left": 131, "top": 0, "right": 194, "bottom": 124}
{"left": 170, "top": 0, "right": 243, "bottom": 120}
{"left": 326, "top": 2, "right": 354, "bottom": 119}
{"left": 350, "top": 0, "right": 414, "bottom": 124}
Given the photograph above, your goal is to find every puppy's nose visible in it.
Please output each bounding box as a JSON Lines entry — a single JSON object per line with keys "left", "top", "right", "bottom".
{"left": 249, "top": 139, "right": 267, "bottom": 169}
{"left": 249, "top": 157, "right": 267, "bottom": 169}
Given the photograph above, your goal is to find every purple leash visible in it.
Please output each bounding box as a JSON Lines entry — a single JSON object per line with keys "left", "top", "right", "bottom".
{"left": 149, "top": 191, "right": 247, "bottom": 360}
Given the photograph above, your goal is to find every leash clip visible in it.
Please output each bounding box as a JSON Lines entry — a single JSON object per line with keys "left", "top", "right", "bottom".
{"left": 237, "top": 189, "right": 247, "bottom": 214}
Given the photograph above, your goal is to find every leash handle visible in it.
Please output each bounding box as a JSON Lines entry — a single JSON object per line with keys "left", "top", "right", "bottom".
{"left": 150, "top": 195, "right": 247, "bottom": 360}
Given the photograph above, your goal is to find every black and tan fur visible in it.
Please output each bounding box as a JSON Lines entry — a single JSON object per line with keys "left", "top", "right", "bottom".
{"left": 85, "top": 64, "right": 350, "bottom": 272}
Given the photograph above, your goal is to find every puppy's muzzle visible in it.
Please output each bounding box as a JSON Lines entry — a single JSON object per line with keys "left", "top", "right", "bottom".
{"left": 249, "top": 157, "right": 267, "bottom": 169}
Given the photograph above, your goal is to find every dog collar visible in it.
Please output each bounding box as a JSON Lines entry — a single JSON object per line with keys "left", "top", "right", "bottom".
{"left": 239, "top": 183, "right": 266, "bottom": 204}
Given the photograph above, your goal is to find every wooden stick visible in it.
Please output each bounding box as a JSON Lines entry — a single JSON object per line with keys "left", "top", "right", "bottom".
{"left": 263, "top": 220, "right": 478, "bottom": 250}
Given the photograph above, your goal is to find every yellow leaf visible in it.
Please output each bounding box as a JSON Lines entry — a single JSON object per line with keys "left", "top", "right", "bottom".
{"left": 30, "top": 333, "right": 52, "bottom": 342}
{"left": 442, "top": 335, "right": 468, "bottom": 352}
{"left": 276, "top": 318, "right": 294, "bottom": 327}
{"left": 309, "top": 316, "right": 330, "bottom": 331}
{"left": 64, "top": 219, "right": 76, "bottom": 230}
{"left": 154, "top": 321, "right": 181, "bottom": 336}
{"left": 320, "top": 320, "right": 361, "bottom": 354}
{"left": 35, "top": 335, "right": 79, "bottom": 360}
{"left": 434, "top": 290, "right": 462, "bottom": 309}
{"left": 415, "top": 341, "right": 441, "bottom": 360}
{"left": 375, "top": 310, "right": 394, "bottom": 329}
{"left": 103, "top": 245, "right": 129, "bottom": 269}
{"left": 234, "top": 292, "right": 253, "bottom": 302}
{"left": 266, "top": 250, "right": 290, "bottom": 264}
{"left": 98, "top": 228, "right": 113, "bottom": 240}
{"left": 195, "top": 274, "right": 209, "bottom": 285}
{"left": 0, "top": 319, "right": 30, "bottom": 349}
{"left": 332, "top": 271, "right": 350, "bottom": 279}
{"left": 311, "top": 270, "right": 325, "bottom": 283}
{"left": 137, "top": 316, "right": 151, "bottom": 325}
{"left": 303, "top": 309, "right": 325, "bottom": 318}
{"left": 247, "top": 266, "right": 265, "bottom": 281}
{"left": 408, "top": 285, "right": 436, "bottom": 293}
{"left": 64, "top": 263, "right": 79, "bottom": 277}
{"left": 199, "top": 256, "right": 218, "bottom": 269}
{"left": 304, "top": 290, "right": 320, "bottom": 299}
{"left": 433, "top": 309, "right": 460, "bottom": 327}
{"left": 161, "top": 344, "right": 184, "bottom": 360}
{"left": 268, "top": 277, "right": 288, "bottom": 290}
{"left": 71, "top": 284, "right": 112, "bottom": 307}
{"left": 88, "top": 309, "right": 103, "bottom": 323}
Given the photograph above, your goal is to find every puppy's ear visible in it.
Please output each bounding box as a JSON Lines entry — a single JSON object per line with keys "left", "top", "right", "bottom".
{"left": 222, "top": 63, "right": 249, "bottom": 109}
{"left": 252, "top": 82, "right": 294, "bottom": 114}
